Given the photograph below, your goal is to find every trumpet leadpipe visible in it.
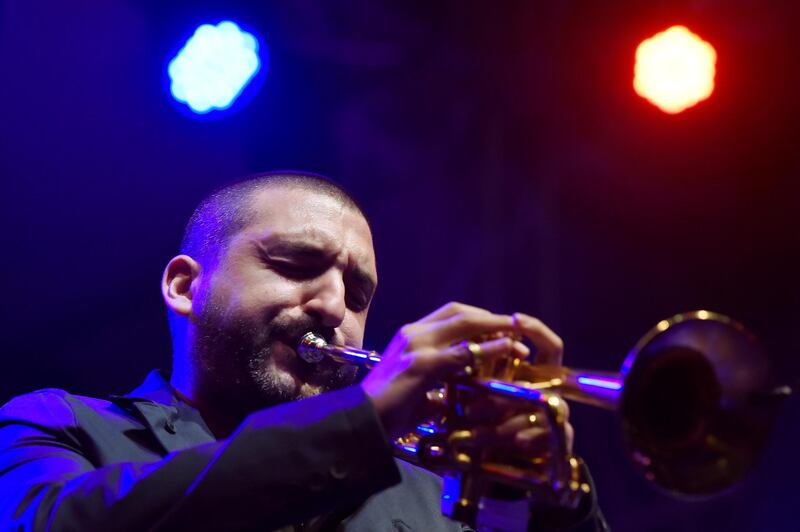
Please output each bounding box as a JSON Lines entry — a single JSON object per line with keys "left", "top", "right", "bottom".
{"left": 297, "top": 332, "right": 382, "bottom": 366}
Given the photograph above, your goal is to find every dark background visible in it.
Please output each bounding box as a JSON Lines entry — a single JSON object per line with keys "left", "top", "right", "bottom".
{"left": 1, "top": 1, "right": 798, "bottom": 530}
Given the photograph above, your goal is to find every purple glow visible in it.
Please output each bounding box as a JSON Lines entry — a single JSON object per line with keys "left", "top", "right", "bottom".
{"left": 341, "top": 348, "right": 380, "bottom": 364}
{"left": 402, "top": 445, "right": 418, "bottom": 454}
{"left": 488, "top": 381, "right": 523, "bottom": 393}
{"left": 343, "top": 349, "right": 368, "bottom": 359}
{"left": 577, "top": 376, "right": 622, "bottom": 390}
{"left": 486, "top": 381, "right": 543, "bottom": 401}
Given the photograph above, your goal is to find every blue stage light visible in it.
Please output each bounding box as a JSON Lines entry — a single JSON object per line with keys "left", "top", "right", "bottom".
{"left": 168, "top": 21, "right": 262, "bottom": 115}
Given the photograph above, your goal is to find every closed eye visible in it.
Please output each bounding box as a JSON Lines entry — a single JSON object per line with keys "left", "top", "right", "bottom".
{"left": 345, "top": 271, "right": 375, "bottom": 313}
{"left": 346, "top": 291, "right": 370, "bottom": 312}
{"left": 266, "top": 259, "right": 325, "bottom": 280}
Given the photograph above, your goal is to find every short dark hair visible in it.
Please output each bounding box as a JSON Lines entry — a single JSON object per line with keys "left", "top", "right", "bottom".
{"left": 179, "top": 170, "right": 367, "bottom": 267}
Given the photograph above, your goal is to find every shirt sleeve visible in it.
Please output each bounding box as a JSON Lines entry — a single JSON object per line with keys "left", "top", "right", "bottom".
{"left": 0, "top": 385, "right": 401, "bottom": 531}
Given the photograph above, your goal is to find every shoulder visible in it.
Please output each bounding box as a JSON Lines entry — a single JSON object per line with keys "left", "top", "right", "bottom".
{"left": 0, "top": 388, "right": 119, "bottom": 428}
{"left": 1, "top": 389, "right": 78, "bottom": 425}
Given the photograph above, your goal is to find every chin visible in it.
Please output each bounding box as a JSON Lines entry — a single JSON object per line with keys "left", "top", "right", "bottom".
{"left": 248, "top": 356, "right": 358, "bottom": 406}
{"left": 295, "top": 363, "right": 359, "bottom": 397}
{"left": 296, "top": 382, "right": 326, "bottom": 399}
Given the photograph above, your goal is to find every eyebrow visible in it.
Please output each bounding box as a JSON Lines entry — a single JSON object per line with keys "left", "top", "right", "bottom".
{"left": 262, "top": 240, "right": 335, "bottom": 260}
{"left": 256, "top": 232, "right": 337, "bottom": 259}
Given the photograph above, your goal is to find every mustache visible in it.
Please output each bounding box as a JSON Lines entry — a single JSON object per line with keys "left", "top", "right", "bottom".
{"left": 272, "top": 315, "right": 337, "bottom": 347}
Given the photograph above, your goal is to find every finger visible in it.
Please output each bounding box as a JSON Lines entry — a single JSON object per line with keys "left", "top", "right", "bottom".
{"left": 493, "top": 412, "right": 542, "bottom": 439}
{"left": 416, "top": 301, "right": 492, "bottom": 324}
{"left": 499, "top": 403, "right": 570, "bottom": 433}
{"left": 565, "top": 421, "right": 574, "bottom": 456}
{"left": 514, "top": 426, "right": 552, "bottom": 454}
{"left": 512, "top": 313, "right": 564, "bottom": 366}
{"left": 470, "top": 336, "right": 523, "bottom": 362}
{"left": 425, "top": 336, "right": 515, "bottom": 378}
{"left": 466, "top": 413, "right": 547, "bottom": 451}
{"left": 417, "top": 312, "right": 516, "bottom": 347}
{"left": 461, "top": 394, "right": 520, "bottom": 425}
{"left": 417, "top": 389, "right": 447, "bottom": 425}
{"left": 520, "top": 414, "right": 573, "bottom": 456}
{"left": 512, "top": 340, "right": 530, "bottom": 359}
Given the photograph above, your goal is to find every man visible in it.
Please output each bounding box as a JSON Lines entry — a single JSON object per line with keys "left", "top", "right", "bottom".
{"left": 0, "top": 172, "right": 607, "bottom": 530}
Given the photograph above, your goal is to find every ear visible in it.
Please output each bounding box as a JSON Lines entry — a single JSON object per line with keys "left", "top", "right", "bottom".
{"left": 162, "top": 255, "right": 202, "bottom": 317}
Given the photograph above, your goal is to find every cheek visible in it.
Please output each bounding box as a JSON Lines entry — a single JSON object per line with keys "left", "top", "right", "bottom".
{"left": 234, "top": 269, "right": 307, "bottom": 316}
{"left": 255, "top": 270, "right": 305, "bottom": 303}
{"left": 340, "top": 314, "right": 368, "bottom": 347}
{"left": 191, "top": 275, "right": 223, "bottom": 320}
{"left": 200, "top": 268, "right": 303, "bottom": 322}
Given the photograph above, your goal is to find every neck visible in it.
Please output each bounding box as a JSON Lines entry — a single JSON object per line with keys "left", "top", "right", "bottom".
{"left": 170, "top": 354, "right": 248, "bottom": 439}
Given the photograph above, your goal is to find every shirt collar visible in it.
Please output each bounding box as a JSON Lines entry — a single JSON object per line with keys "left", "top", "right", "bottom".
{"left": 122, "top": 369, "right": 183, "bottom": 405}
{"left": 110, "top": 369, "right": 216, "bottom": 453}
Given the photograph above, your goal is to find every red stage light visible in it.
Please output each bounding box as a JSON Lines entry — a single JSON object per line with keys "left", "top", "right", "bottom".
{"left": 633, "top": 26, "right": 717, "bottom": 114}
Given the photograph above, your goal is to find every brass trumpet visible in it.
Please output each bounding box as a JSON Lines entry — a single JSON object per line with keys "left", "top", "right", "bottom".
{"left": 298, "top": 311, "right": 790, "bottom": 527}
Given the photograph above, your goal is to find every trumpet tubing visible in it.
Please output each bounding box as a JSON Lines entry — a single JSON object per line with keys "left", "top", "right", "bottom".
{"left": 296, "top": 311, "right": 790, "bottom": 527}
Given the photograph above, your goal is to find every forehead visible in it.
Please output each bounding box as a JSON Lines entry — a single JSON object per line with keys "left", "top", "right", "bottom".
{"left": 243, "top": 185, "right": 375, "bottom": 268}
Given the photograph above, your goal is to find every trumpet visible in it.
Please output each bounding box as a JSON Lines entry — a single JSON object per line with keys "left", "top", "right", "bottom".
{"left": 298, "top": 311, "right": 791, "bottom": 528}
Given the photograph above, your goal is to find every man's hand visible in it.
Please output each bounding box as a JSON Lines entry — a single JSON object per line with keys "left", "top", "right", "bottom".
{"left": 360, "top": 302, "right": 573, "bottom": 457}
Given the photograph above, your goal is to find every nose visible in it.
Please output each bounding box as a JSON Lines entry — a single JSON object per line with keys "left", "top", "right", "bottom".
{"left": 303, "top": 270, "right": 346, "bottom": 328}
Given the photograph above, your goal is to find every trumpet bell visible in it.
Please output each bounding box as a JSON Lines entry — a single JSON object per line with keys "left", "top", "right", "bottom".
{"left": 620, "top": 311, "right": 783, "bottom": 497}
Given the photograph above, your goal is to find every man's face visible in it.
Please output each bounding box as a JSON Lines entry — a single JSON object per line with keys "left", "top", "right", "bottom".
{"left": 190, "top": 185, "right": 377, "bottom": 407}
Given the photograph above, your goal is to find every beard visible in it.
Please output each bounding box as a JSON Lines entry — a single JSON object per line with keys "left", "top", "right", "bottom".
{"left": 192, "top": 297, "right": 358, "bottom": 411}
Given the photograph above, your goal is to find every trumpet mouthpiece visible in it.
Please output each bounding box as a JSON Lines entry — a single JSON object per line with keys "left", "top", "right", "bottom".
{"left": 297, "top": 332, "right": 327, "bottom": 363}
